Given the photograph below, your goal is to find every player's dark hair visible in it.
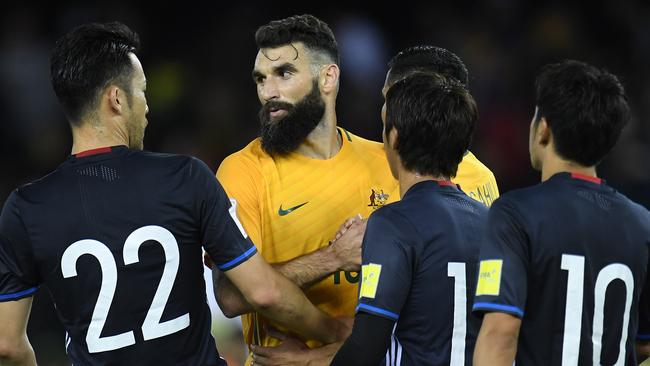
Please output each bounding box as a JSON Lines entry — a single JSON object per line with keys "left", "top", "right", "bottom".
{"left": 535, "top": 60, "right": 630, "bottom": 166}
{"left": 387, "top": 45, "right": 469, "bottom": 87}
{"left": 385, "top": 73, "right": 478, "bottom": 178}
{"left": 50, "top": 21, "right": 140, "bottom": 124}
{"left": 255, "top": 14, "right": 339, "bottom": 65}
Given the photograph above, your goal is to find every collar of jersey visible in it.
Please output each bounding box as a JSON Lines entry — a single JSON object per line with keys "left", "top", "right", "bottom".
{"left": 282, "top": 127, "right": 351, "bottom": 163}
{"left": 551, "top": 172, "right": 604, "bottom": 185}
{"left": 404, "top": 179, "right": 460, "bottom": 198}
{"left": 69, "top": 145, "right": 128, "bottom": 160}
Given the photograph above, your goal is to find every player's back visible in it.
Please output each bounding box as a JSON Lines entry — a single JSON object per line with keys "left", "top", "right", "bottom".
{"left": 486, "top": 172, "right": 650, "bottom": 365}
{"left": 8, "top": 146, "right": 226, "bottom": 365}
{"left": 359, "top": 180, "right": 487, "bottom": 365}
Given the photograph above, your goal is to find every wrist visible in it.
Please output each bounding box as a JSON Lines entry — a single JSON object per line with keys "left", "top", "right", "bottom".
{"left": 322, "top": 244, "right": 344, "bottom": 272}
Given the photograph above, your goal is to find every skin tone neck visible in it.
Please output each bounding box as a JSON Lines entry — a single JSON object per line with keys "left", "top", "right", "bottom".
{"left": 529, "top": 111, "right": 597, "bottom": 182}
{"left": 384, "top": 128, "right": 449, "bottom": 198}
{"left": 254, "top": 43, "right": 341, "bottom": 159}
{"left": 397, "top": 169, "right": 449, "bottom": 199}
{"left": 70, "top": 107, "right": 130, "bottom": 155}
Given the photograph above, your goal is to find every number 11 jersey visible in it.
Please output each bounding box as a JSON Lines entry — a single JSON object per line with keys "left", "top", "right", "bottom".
{"left": 0, "top": 146, "right": 256, "bottom": 365}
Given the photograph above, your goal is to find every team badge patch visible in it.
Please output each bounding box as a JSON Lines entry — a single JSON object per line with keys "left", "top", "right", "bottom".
{"left": 476, "top": 259, "right": 502, "bottom": 296}
{"left": 359, "top": 263, "right": 382, "bottom": 299}
{"left": 367, "top": 188, "right": 389, "bottom": 210}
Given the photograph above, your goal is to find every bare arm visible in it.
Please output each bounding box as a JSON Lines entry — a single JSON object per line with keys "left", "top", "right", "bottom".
{"left": 637, "top": 341, "right": 650, "bottom": 365}
{"left": 0, "top": 297, "right": 37, "bottom": 366}
{"left": 214, "top": 218, "right": 366, "bottom": 317}
{"left": 224, "top": 252, "right": 346, "bottom": 344}
{"left": 473, "top": 312, "right": 521, "bottom": 366}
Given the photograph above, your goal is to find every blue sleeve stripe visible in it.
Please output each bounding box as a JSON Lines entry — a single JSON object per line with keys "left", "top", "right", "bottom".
{"left": 0, "top": 286, "right": 38, "bottom": 301}
{"left": 473, "top": 302, "right": 524, "bottom": 317}
{"left": 217, "top": 246, "right": 257, "bottom": 271}
{"left": 356, "top": 303, "right": 399, "bottom": 320}
{"left": 637, "top": 333, "right": 650, "bottom": 341}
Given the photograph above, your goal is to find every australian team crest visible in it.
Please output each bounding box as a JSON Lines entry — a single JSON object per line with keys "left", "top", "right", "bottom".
{"left": 368, "top": 188, "right": 389, "bottom": 209}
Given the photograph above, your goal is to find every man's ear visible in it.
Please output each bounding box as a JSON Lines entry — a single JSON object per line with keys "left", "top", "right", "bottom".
{"left": 536, "top": 117, "right": 551, "bottom": 147}
{"left": 320, "top": 64, "right": 340, "bottom": 94}
{"left": 106, "top": 85, "right": 126, "bottom": 115}
{"left": 387, "top": 127, "right": 399, "bottom": 151}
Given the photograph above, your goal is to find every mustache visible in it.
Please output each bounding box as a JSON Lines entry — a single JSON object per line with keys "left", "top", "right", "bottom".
{"left": 261, "top": 101, "right": 295, "bottom": 116}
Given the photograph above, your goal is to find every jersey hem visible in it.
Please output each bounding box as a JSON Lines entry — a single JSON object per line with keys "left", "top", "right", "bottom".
{"left": 356, "top": 303, "right": 399, "bottom": 320}
{"left": 218, "top": 246, "right": 258, "bottom": 271}
{"left": 472, "top": 302, "right": 524, "bottom": 318}
{"left": 0, "top": 286, "right": 38, "bottom": 301}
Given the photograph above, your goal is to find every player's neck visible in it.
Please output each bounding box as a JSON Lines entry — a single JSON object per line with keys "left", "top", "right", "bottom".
{"left": 295, "top": 110, "right": 341, "bottom": 159}
{"left": 398, "top": 170, "right": 449, "bottom": 198}
{"left": 540, "top": 155, "right": 597, "bottom": 182}
{"left": 70, "top": 120, "right": 129, "bottom": 155}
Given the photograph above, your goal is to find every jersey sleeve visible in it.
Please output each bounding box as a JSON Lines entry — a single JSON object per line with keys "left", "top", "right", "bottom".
{"left": 356, "top": 207, "right": 415, "bottom": 321}
{"left": 0, "top": 191, "right": 40, "bottom": 301}
{"left": 472, "top": 197, "right": 528, "bottom": 318}
{"left": 216, "top": 153, "right": 263, "bottom": 252}
{"left": 191, "top": 158, "right": 257, "bottom": 271}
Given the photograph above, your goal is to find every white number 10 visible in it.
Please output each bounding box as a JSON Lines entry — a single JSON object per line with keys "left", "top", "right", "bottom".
{"left": 61, "top": 225, "right": 190, "bottom": 353}
{"left": 561, "top": 254, "right": 634, "bottom": 366}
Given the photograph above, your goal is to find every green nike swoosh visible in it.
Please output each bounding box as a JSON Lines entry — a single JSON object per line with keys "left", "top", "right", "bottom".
{"left": 278, "top": 202, "right": 308, "bottom": 216}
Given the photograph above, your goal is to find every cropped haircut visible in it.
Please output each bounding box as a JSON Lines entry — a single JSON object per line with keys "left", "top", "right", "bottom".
{"left": 50, "top": 21, "right": 140, "bottom": 124}
{"left": 255, "top": 14, "right": 339, "bottom": 68}
{"left": 385, "top": 73, "right": 478, "bottom": 177}
{"left": 387, "top": 45, "right": 469, "bottom": 87}
{"left": 535, "top": 60, "right": 630, "bottom": 166}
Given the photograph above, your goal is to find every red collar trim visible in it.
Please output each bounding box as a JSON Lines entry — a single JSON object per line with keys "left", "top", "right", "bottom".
{"left": 437, "top": 180, "right": 456, "bottom": 187}
{"left": 74, "top": 147, "right": 113, "bottom": 158}
{"left": 570, "top": 172, "right": 602, "bottom": 184}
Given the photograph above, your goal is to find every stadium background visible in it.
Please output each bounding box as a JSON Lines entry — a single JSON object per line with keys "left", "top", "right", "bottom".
{"left": 0, "top": 2, "right": 649, "bottom": 365}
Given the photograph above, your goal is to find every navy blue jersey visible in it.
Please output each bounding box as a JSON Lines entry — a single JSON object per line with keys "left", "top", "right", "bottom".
{"left": 0, "top": 146, "right": 257, "bottom": 365}
{"left": 473, "top": 172, "right": 650, "bottom": 365}
{"left": 357, "top": 180, "right": 488, "bottom": 365}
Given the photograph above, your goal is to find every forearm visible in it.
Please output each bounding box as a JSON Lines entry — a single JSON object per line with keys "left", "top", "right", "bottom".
{"left": 0, "top": 338, "right": 37, "bottom": 366}
{"left": 256, "top": 272, "right": 340, "bottom": 344}
{"left": 330, "top": 312, "right": 393, "bottom": 366}
{"left": 214, "top": 246, "right": 341, "bottom": 318}
{"left": 637, "top": 340, "right": 650, "bottom": 364}
{"left": 274, "top": 246, "right": 340, "bottom": 289}
{"left": 473, "top": 318, "right": 519, "bottom": 366}
{"left": 213, "top": 268, "right": 253, "bottom": 317}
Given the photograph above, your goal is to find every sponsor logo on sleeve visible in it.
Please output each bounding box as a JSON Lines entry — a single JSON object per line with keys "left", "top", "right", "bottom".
{"left": 476, "top": 259, "right": 503, "bottom": 296}
{"left": 359, "top": 263, "right": 382, "bottom": 299}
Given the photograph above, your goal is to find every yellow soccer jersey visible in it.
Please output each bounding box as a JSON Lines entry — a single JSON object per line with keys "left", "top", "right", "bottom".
{"left": 456, "top": 151, "right": 500, "bottom": 206}
{"left": 215, "top": 128, "right": 499, "bottom": 360}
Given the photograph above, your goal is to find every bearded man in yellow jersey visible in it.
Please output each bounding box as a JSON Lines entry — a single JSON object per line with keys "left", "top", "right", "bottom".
{"left": 211, "top": 15, "right": 499, "bottom": 365}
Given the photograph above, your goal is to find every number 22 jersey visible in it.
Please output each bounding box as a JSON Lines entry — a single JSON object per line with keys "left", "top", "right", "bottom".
{"left": 0, "top": 146, "right": 256, "bottom": 365}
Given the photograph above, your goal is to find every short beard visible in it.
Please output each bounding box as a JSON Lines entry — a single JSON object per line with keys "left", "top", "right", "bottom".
{"left": 258, "top": 80, "right": 325, "bottom": 156}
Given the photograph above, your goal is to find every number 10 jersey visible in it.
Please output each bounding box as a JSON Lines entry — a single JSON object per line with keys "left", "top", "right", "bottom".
{"left": 473, "top": 172, "right": 650, "bottom": 365}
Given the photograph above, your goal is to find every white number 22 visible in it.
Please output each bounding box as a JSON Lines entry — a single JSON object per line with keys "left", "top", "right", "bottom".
{"left": 61, "top": 225, "right": 189, "bottom": 353}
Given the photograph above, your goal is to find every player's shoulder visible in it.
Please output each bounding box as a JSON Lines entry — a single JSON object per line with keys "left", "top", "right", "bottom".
{"left": 459, "top": 151, "right": 496, "bottom": 180}
{"left": 341, "top": 128, "right": 385, "bottom": 158}
{"left": 366, "top": 203, "right": 419, "bottom": 246}
{"left": 219, "top": 139, "right": 268, "bottom": 170}
{"left": 615, "top": 190, "right": 650, "bottom": 223}
{"left": 489, "top": 183, "right": 545, "bottom": 216}
{"left": 130, "top": 149, "right": 214, "bottom": 177}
